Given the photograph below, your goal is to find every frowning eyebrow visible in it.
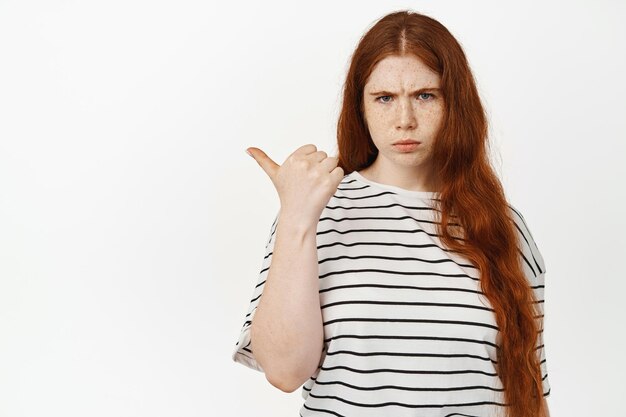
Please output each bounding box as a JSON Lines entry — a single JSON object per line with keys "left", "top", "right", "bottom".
{"left": 368, "top": 88, "right": 442, "bottom": 96}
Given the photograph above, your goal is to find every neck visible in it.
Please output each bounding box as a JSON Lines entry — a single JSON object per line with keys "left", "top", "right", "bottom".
{"left": 360, "top": 159, "right": 439, "bottom": 192}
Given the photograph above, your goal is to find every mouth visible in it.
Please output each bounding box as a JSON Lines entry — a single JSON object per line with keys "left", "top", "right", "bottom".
{"left": 393, "top": 141, "right": 421, "bottom": 152}
{"left": 393, "top": 139, "right": 421, "bottom": 145}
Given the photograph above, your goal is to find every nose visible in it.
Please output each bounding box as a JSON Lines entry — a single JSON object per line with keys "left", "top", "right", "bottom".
{"left": 396, "top": 98, "right": 417, "bottom": 131}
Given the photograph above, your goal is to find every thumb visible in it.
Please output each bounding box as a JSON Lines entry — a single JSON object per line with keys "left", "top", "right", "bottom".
{"left": 246, "top": 147, "right": 280, "bottom": 182}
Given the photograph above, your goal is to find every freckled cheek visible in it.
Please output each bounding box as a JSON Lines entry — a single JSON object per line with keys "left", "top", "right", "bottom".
{"left": 364, "top": 110, "right": 387, "bottom": 128}
{"left": 423, "top": 108, "right": 444, "bottom": 125}
{"left": 371, "top": 111, "right": 393, "bottom": 125}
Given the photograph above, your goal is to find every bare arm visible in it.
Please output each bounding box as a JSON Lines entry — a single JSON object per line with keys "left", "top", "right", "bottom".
{"left": 250, "top": 213, "right": 323, "bottom": 392}
{"left": 244, "top": 144, "right": 342, "bottom": 393}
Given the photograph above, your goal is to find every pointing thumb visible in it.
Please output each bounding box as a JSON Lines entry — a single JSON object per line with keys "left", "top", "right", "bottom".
{"left": 246, "top": 147, "right": 279, "bottom": 182}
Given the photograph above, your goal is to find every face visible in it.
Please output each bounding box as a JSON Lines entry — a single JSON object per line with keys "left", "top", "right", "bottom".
{"left": 362, "top": 54, "right": 444, "bottom": 176}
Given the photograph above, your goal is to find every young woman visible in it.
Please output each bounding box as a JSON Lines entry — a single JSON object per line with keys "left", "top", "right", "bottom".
{"left": 233, "top": 10, "right": 551, "bottom": 417}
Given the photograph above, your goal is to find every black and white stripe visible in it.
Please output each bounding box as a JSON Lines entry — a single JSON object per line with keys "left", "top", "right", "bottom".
{"left": 233, "top": 170, "right": 550, "bottom": 416}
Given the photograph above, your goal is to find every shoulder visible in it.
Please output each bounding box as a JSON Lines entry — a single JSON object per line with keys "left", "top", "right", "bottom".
{"left": 507, "top": 202, "right": 547, "bottom": 278}
{"left": 327, "top": 171, "right": 358, "bottom": 202}
{"left": 337, "top": 171, "right": 356, "bottom": 191}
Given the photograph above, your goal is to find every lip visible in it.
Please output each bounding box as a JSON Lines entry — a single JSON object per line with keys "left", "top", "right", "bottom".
{"left": 393, "top": 142, "right": 420, "bottom": 152}
{"left": 393, "top": 139, "right": 421, "bottom": 145}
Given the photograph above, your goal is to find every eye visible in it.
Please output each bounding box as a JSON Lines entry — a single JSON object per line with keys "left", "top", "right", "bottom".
{"left": 418, "top": 93, "right": 434, "bottom": 100}
{"left": 376, "top": 95, "right": 392, "bottom": 103}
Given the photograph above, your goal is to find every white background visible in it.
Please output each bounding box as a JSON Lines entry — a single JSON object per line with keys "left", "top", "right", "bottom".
{"left": 1, "top": 1, "right": 625, "bottom": 416}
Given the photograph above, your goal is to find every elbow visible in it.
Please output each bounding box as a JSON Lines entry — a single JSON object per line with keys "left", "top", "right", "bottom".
{"left": 250, "top": 322, "right": 322, "bottom": 393}
{"left": 265, "top": 370, "right": 308, "bottom": 393}
{"left": 251, "top": 340, "right": 310, "bottom": 392}
{"left": 263, "top": 356, "right": 320, "bottom": 393}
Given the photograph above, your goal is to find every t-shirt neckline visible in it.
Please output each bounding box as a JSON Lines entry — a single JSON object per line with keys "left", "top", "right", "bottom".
{"left": 350, "top": 170, "right": 439, "bottom": 199}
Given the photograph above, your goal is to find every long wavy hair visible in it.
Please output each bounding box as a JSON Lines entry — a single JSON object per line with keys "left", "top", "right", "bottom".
{"left": 335, "top": 10, "right": 547, "bottom": 417}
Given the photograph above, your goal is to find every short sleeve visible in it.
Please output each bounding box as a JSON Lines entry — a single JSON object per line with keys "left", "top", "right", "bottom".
{"left": 508, "top": 204, "right": 551, "bottom": 397}
{"left": 534, "top": 272, "right": 551, "bottom": 397}
{"left": 231, "top": 209, "right": 280, "bottom": 372}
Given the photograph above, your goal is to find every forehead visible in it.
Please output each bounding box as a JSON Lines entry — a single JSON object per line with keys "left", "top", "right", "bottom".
{"left": 364, "top": 54, "right": 441, "bottom": 90}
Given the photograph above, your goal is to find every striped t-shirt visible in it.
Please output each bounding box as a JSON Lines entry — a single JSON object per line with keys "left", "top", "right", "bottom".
{"left": 233, "top": 170, "right": 551, "bottom": 417}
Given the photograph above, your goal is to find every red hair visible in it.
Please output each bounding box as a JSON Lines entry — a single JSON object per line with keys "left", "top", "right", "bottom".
{"left": 336, "top": 10, "right": 547, "bottom": 417}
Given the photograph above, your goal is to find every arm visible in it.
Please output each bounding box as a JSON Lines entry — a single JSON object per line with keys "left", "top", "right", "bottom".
{"left": 250, "top": 212, "right": 323, "bottom": 392}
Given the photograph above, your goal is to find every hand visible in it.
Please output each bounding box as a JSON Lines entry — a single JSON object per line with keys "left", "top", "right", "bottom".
{"left": 246, "top": 144, "right": 344, "bottom": 228}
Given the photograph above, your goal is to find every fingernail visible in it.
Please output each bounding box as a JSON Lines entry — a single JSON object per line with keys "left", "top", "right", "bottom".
{"left": 245, "top": 148, "right": 253, "bottom": 158}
